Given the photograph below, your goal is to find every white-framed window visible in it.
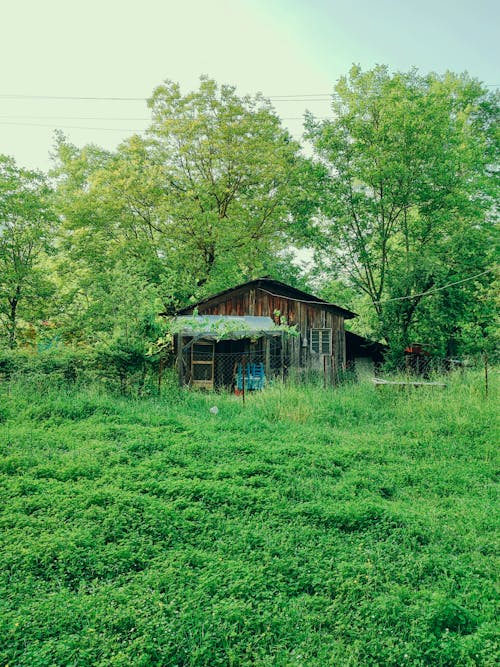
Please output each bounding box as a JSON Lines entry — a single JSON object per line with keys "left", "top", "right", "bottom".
{"left": 310, "top": 328, "right": 332, "bottom": 354}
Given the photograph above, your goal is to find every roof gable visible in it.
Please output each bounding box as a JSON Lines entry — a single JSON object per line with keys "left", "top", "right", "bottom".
{"left": 176, "top": 278, "right": 356, "bottom": 319}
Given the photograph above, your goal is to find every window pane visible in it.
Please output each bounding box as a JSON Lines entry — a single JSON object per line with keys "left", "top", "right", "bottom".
{"left": 321, "top": 332, "right": 331, "bottom": 354}
{"left": 311, "top": 329, "right": 320, "bottom": 353}
{"left": 192, "top": 343, "right": 213, "bottom": 361}
{"left": 311, "top": 329, "right": 331, "bottom": 354}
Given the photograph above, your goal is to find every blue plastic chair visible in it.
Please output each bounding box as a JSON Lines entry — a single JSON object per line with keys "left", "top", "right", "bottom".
{"left": 236, "top": 362, "right": 265, "bottom": 391}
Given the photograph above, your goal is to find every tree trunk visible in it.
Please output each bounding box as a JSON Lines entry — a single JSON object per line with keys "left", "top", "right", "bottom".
{"left": 7, "top": 288, "right": 21, "bottom": 349}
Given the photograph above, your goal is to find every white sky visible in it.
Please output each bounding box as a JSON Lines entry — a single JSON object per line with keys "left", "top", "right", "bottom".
{"left": 1, "top": 0, "right": 498, "bottom": 171}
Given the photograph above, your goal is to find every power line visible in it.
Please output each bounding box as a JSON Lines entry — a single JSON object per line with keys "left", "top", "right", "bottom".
{"left": 0, "top": 93, "right": 333, "bottom": 103}
{"left": 0, "top": 86, "right": 497, "bottom": 103}
{"left": 0, "top": 93, "right": 332, "bottom": 102}
{"left": 0, "top": 114, "right": 328, "bottom": 126}
{"left": 0, "top": 85, "right": 495, "bottom": 135}
{"left": 0, "top": 84, "right": 497, "bottom": 104}
{"left": 0, "top": 94, "right": 146, "bottom": 102}
{"left": 0, "top": 115, "right": 151, "bottom": 121}
{"left": 375, "top": 269, "right": 494, "bottom": 304}
{"left": 251, "top": 287, "right": 356, "bottom": 313}
{"left": 0, "top": 121, "right": 140, "bottom": 132}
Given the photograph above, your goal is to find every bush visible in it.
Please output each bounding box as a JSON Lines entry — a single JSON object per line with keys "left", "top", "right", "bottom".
{"left": 93, "top": 338, "right": 158, "bottom": 395}
{"left": 0, "top": 348, "right": 94, "bottom": 383}
{"left": 0, "top": 343, "right": 164, "bottom": 396}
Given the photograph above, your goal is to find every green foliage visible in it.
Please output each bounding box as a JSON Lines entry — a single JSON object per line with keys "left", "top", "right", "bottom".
{"left": 164, "top": 312, "right": 299, "bottom": 343}
{"left": 147, "top": 76, "right": 315, "bottom": 292}
{"left": 305, "top": 66, "right": 498, "bottom": 355}
{"left": 0, "top": 155, "right": 57, "bottom": 348}
{"left": 49, "top": 78, "right": 316, "bottom": 347}
{"left": 456, "top": 275, "right": 500, "bottom": 362}
{"left": 0, "top": 345, "right": 161, "bottom": 396}
{"left": 0, "top": 347, "right": 94, "bottom": 385}
{"left": 0, "top": 374, "right": 498, "bottom": 666}
{"left": 93, "top": 337, "right": 155, "bottom": 395}
{"left": 2, "top": 67, "right": 497, "bottom": 366}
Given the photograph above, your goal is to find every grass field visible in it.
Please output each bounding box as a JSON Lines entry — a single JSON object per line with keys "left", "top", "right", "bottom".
{"left": 0, "top": 373, "right": 498, "bottom": 666}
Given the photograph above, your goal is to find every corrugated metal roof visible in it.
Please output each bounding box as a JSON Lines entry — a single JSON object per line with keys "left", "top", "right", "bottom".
{"left": 175, "top": 315, "right": 282, "bottom": 340}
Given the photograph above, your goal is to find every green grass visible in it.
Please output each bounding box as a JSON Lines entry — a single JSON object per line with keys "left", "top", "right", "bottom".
{"left": 0, "top": 373, "right": 498, "bottom": 666}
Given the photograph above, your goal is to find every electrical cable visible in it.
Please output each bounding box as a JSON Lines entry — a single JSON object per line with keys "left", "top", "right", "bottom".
{"left": 374, "top": 269, "right": 495, "bottom": 304}
{"left": 1, "top": 85, "right": 496, "bottom": 104}
{"left": 0, "top": 121, "right": 140, "bottom": 132}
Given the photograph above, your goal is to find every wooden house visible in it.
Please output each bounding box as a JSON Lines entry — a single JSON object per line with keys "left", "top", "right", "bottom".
{"left": 173, "top": 278, "right": 358, "bottom": 389}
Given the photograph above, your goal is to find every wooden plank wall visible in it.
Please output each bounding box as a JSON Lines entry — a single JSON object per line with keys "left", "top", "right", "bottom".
{"left": 194, "top": 287, "right": 346, "bottom": 370}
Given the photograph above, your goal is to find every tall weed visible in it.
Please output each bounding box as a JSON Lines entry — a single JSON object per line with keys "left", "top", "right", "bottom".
{"left": 0, "top": 370, "right": 497, "bottom": 666}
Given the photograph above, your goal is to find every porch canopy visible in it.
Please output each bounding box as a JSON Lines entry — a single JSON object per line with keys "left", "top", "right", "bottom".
{"left": 175, "top": 315, "right": 282, "bottom": 348}
{"left": 175, "top": 316, "right": 286, "bottom": 390}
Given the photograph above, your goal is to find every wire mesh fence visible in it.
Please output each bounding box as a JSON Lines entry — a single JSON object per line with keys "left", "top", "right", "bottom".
{"left": 179, "top": 344, "right": 471, "bottom": 391}
{"left": 178, "top": 347, "right": 371, "bottom": 390}
{"left": 374, "top": 355, "right": 466, "bottom": 379}
{"left": 179, "top": 349, "right": 291, "bottom": 391}
{"left": 0, "top": 345, "right": 477, "bottom": 396}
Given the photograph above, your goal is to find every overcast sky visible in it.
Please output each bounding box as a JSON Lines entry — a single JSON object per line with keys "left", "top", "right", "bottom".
{"left": 1, "top": 0, "right": 498, "bottom": 171}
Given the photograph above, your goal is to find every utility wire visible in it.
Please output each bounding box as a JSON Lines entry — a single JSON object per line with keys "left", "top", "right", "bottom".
{"left": 0, "top": 94, "right": 147, "bottom": 102}
{"left": 0, "top": 114, "right": 330, "bottom": 130}
{"left": 374, "top": 269, "right": 494, "bottom": 304}
{"left": 0, "top": 121, "right": 140, "bottom": 132}
{"left": 0, "top": 115, "right": 152, "bottom": 121}
{"left": 0, "top": 93, "right": 334, "bottom": 102}
{"left": 253, "top": 269, "right": 494, "bottom": 311}
{"left": 0, "top": 85, "right": 497, "bottom": 103}
{"left": 255, "top": 287, "right": 355, "bottom": 312}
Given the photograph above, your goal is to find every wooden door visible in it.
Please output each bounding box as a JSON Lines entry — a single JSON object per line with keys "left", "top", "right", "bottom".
{"left": 191, "top": 340, "right": 215, "bottom": 389}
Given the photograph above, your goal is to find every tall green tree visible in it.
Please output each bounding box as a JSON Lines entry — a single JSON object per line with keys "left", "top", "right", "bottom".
{"left": 306, "top": 66, "right": 498, "bottom": 354}
{"left": 0, "top": 156, "right": 56, "bottom": 348}
{"left": 146, "top": 76, "right": 314, "bottom": 293}
{"left": 51, "top": 78, "right": 315, "bottom": 340}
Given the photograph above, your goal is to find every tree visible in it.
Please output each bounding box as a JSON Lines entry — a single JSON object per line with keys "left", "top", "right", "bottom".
{"left": 146, "top": 76, "right": 314, "bottom": 293}
{"left": 50, "top": 133, "right": 166, "bottom": 338}
{"left": 0, "top": 156, "right": 56, "bottom": 348}
{"left": 51, "top": 78, "right": 316, "bottom": 339}
{"left": 305, "top": 66, "right": 498, "bottom": 355}
{"left": 457, "top": 273, "right": 499, "bottom": 394}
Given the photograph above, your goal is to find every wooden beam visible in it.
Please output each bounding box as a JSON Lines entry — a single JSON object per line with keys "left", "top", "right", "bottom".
{"left": 177, "top": 334, "right": 184, "bottom": 386}
{"left": 373, "top": 378, "right": 446, "bottom": 388}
